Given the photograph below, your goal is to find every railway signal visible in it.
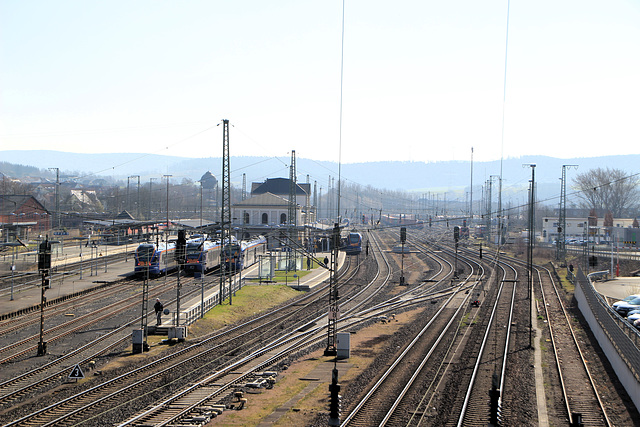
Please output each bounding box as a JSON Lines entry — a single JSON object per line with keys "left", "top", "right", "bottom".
{"left": 400, "top": 227, "right": 406, "bottom": 285}
{"left": 175, "top": 229, "right": 187, "bottom": 328}
{"left": 37, "top": 237, "right": 52, "bottom": 356}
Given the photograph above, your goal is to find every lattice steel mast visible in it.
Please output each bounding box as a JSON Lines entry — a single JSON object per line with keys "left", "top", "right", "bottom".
{"left": 556, "top": 164, "right": 578, "bottom": 261}
{"left": 219, "top": 119, "right": 231, "bottom": 304}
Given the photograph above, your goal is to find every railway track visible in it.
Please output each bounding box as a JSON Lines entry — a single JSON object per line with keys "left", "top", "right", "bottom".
{"left": 341, "top": 230, "right": 493, "bottom": 426}
{"left": 0, "top": 275, "right": 217, "bottom": 409}
{"left": 0, "top": 248, "right": 371, "bottom": 425}
{"left": 341, "top": 226, "right": 539, "bottom": 426}
{"left": 535, "top": 264, "right": 611, "bottom": 425}
{"left": 0, "top": 252, "right": 130, "bottom": 299}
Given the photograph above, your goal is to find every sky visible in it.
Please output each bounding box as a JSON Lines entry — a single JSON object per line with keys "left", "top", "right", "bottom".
{"left": 1, "top": 0, "right": 639, "bottom": 165}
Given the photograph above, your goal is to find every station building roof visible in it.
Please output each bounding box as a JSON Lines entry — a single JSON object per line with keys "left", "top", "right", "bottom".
{"left": 251, "top": 178, "right": 309, "bottom": 197}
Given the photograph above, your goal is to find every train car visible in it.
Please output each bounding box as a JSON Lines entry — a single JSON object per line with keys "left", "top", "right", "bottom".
{"left": 134, "top": 241, "right": 177, "bottom": 276}
{"left": 184, "top": 239, "right": 222, "bottom": 275}
{"left": 223, "top": 235, "right": 267, "bottom": 270}
{"left": 343, "top": 232, "right": 362, "bottom": 255}
{"left": 241, "top": 235, "right": 267, "bottom": 268}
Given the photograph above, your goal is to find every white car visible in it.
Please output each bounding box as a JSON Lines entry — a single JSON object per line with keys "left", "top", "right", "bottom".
{"left": 612, "top": 295, "right": 640, "bottom": 317}
{"left": 627, "top": 309, "right": 640, "bottom": 324}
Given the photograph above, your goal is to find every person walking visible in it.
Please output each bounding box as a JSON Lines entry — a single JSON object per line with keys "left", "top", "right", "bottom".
{"left": 154, "top": 298, "right": 164, "bottom": 326}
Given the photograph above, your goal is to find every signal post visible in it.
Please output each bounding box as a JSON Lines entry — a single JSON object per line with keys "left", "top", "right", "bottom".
{"left": 37, "top": 237, "right": 52, "bottom": 356}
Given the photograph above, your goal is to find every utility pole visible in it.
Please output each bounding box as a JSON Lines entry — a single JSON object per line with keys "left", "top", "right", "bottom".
{"left": 219, "top": 119, "right": 231, "bottom": 305}
{"left": 325, "top": 223, "right": 340, "bottom": 356}
{"left": 136, "top": 175, "right": 141, "bottom": 220}
{"left": 327, "top": 176, "right": 332, "bottom": 221}
{"left": 48, "top": 168, "right": 60, "bottom": 229}
{"left": 313, "top": 180, "right": 317, "bottom": 221}
{"left": 557, "top": 165, "right": 578, "bottom": 261}
{"left": 242, "top": 173, "right": 246, "bottom": 201}
{"left": 287, "top": 151, "right": 297, "bottom": 271}
{"left": 148, "top": 177, "right": 157, "bottom": 220}
{"left": 163, "top": 174, "right": 172, "bottom": 279}
{"left": 175, "top": 230, "right": 186, "bottom": 327}
{"left": 469, "top": 147, "right": 474, "bottom": 222}
{"left": 525, "top": 163, "right": 536, "bottom": 348}
{"left": 318, "top": 186, "right": 323, "bottom": 221}
{"left": 306, "top": 174, "right": 310, "bottom": 226}
{"left": 129, "top": 176, "right": 140, "bottom": 218}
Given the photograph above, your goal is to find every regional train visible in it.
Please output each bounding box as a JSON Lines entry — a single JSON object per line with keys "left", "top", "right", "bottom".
{"left": 134, "top": 241, "right": 177, "bottom": 276}
{"left": 136, "top": 234, "right": 267, "bottom": 276}
{"left": 184, "top": 239, "right": 222, "bottom": 275}
{"left": 342, "top": 231, "right": 363, "bottom": 255}
{"left": 222, "top": 235, "right": 267, "bottom": 270}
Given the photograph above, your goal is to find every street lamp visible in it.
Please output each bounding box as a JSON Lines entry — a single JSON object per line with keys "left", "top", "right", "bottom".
{"left": 129, "top": 175, "right": 140, "bottom": 218}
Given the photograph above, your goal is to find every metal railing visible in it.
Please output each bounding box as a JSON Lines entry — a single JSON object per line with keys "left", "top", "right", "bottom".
{"left": 575, "top": 269, "right": 640, "bottom": 381}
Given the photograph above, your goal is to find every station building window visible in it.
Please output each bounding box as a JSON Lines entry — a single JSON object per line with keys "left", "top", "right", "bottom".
{"left": 261, "top": 213, "right": 268, "bottom": 224}
{"left": 280, "top": 213, "right": 287, "bottom": 224}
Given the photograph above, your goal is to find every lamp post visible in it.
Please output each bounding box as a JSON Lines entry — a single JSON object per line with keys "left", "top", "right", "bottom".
{"left": 148, "top": 177, "right": 157, "bottom": 221}
{"left": 129, "top": 175, "right": 140, "bottom": 218}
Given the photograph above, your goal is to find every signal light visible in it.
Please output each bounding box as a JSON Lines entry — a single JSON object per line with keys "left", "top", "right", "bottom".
{"left": 38, "top": 239, "right": 52, "bottom": 271}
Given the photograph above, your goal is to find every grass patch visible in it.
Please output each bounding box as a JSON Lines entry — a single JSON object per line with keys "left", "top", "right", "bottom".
{"left": 460, "top": 313, "right": 470, "bottom": 327}
{"left": 188, "top": 284, "right": 301, "bottom": 337}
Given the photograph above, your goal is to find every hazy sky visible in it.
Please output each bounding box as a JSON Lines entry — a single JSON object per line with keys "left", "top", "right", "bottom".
{"left": 1, "top": 1, "right": 639, "bottom": 165}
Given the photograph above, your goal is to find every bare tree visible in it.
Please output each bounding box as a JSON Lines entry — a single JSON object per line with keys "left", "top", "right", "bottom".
{"left": 603, "top": 211, "right": 614, "bottom": 227}
{"left": 572, "top": 167, "right": 640, "bottom": 217}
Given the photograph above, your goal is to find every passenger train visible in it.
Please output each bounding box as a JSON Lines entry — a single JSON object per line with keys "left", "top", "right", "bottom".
{"left": 134, "top": 241, "right": 177, "bottom": 276}
{"left": 136, "top": 234, "right": 267, "bottom": 276}
{"left": 223, "top": 235, "right": 267, "bottom": 270}
{"left": 184, "top": 239, "right": 222, "bottom": 275}
{"left": 342, "top": 231, "right": 363, "bottom": 255}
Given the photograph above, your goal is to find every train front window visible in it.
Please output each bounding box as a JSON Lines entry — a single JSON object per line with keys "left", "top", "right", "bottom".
{"left": 349, "top": 234, "right": 360, "bottom": 244}
{"left": 137, "top": 245, "right": 155, "bottom": 263}
{"left": 186, "top": 242, "right": 202, "bottom": 259}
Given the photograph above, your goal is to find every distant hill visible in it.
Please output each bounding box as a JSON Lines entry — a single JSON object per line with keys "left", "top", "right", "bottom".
{"left": 1, "top": 150, "right": 638, "bottom": 203}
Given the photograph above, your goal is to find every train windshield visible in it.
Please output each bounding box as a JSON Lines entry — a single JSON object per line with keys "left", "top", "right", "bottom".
{"left": 186, "top": 242, "right": 203, "bottom": 259}
{"left": 137, "top": 244, "right": 155, "bottom": 263}
{"left": 349, "top": 234, "right": 360, "bottom": 244}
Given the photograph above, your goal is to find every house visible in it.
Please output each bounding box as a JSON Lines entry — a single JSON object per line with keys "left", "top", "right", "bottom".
{"left": 0, "top": 195, "right": 51, "bottom": 240}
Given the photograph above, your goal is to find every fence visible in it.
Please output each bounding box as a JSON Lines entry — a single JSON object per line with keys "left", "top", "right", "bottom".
{"left": 179, "top": 276, "right": 244, "bottom": 326}
{"left": 572, "top": 268, "right": 640, "bottom": 410}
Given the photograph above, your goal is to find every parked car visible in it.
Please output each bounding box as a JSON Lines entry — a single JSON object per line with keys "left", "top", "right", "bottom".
{"left": 634, "top": 318, "right": 640, "bottom": 330}
{"left": 627, "top": 308, "right": 640, "bottom": 324}
{"left": 612, "top": 294, "right": 640, "bottom": 317}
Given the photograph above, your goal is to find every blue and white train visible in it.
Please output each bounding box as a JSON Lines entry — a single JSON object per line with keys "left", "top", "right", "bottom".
{"left": 184, "top": 239, "right": 222, "bottom": 275}
{"left": 134, "top": 241, "right": 177, "bottom": 276}
{"left": 342, "top": 232, "right": 363, "bottom": 255}
{"left": 223, "top": 235, "right": 267, "bottom": 270}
